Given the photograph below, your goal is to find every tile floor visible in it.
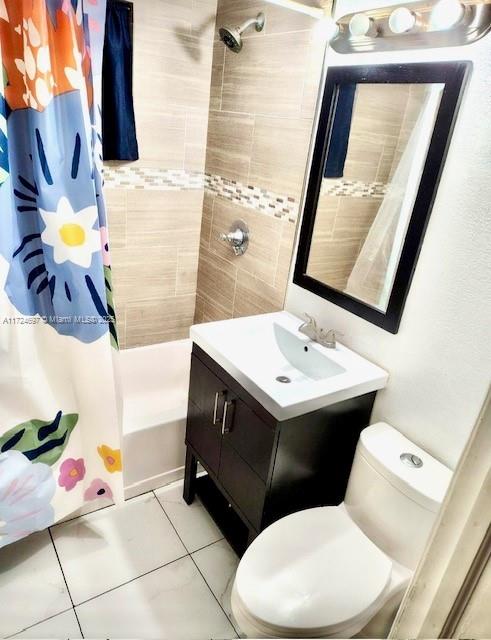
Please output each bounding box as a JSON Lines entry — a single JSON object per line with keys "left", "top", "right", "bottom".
{"left": 0, "top": 481, "right": 241, "bottom": 639}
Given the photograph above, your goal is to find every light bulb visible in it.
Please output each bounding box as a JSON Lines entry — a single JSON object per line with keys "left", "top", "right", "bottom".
{"left": 388, "top": 7, "right": 417, "bottom": 34}
{"left": 349, "top": 13, "right": 376, "bottom": 37}
{"left": 430, "top": 0, "right": 465, "bottom": 30}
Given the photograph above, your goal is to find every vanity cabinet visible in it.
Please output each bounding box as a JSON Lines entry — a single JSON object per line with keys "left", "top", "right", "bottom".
{"left": 184, "top": 344, "right": 376, "bottom": 551}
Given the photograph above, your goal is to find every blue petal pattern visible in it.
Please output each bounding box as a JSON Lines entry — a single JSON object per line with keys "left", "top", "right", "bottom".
{"left": 0, "top": 91, "right": 111, "bottom": 343}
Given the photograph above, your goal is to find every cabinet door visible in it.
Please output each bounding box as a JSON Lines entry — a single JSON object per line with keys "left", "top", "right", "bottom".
{"left": 217, "top": 397, "right": 269, "bottom": 530}
{"left": 224, "top": 399, "right": 275, "bottom": 482}
{"left": 186, "top": 355, "right": 228, "bottom": 475}
{"left": 219, "top": 442, "right": 266, "bottom": 531}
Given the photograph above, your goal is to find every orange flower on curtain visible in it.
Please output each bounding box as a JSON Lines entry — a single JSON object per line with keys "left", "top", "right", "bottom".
{"left": 0, "top": 0, "right": 93, "bottom": 112}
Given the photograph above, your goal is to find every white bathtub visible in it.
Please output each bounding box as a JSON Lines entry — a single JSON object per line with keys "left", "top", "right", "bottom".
{"left": 120, "top": 339, "right": 192, "bottom": 499}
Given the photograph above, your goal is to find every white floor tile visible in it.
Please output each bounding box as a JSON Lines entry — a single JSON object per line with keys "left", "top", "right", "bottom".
{"left": 75, "top": 555, "right": 237, "bottom": 639}
{"left": 155, "top": 481, "right": 222, "bottom": 552}
{"left": 192, "top": 539, "right": 239, "bottom": 623}
{"left": 0, "top": 530, "right": 72, "bottom": 638}
{"left": 9, "top": 609, "right": 82, "bottom": 639}
{"left": 51, "top": 492, "right": 187, "bottom": 605}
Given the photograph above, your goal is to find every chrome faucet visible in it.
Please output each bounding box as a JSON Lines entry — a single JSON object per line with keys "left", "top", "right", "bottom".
{"left": 298, "top": 313, "right": 318, "bottom": 341}
{"left": 298, "top": 314, "right": 343, "bottom": 349}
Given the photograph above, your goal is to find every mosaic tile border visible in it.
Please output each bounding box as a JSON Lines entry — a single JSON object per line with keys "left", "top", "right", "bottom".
{"left": 103, "top": 165, "right": 205, "bottom": 190}
{"left": 322, "top": 178, "right": 387, "bottom": 199}
{"left": 204, "top": 173, "right": 299, "bottom": 223}
{"left": 102, "top": 165, "right": 387, "bottom": 224}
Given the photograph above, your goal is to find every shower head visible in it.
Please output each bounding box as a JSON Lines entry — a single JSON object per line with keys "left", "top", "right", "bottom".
{"left": 219, "top": 13, "right": 266, "bottom": 53}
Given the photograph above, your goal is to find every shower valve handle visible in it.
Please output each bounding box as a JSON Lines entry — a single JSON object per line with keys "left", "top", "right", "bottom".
{"left": 218, "top": 219, "right": 250, "bottom": 256}
{"left": 219, "top": 229, "right": 245, "bottom": 244}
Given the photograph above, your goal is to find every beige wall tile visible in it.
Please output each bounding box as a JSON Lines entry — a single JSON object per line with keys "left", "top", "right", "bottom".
{"left": 332, "top": 197, "right": 381, "bottom": 242}
{"left": 194, "top": 294, "right": 206, "bottom": 323}
{"left": 301, "top": 34, "right": 325, "bottom": 119}
{"left": 209, "top": 40, "right": 225, "bottom": 111}
{"left": 196, "top": 246, "right": 237, "bottom": 314}
{"left": 132, "top": 110, "right": 186, "bottom": 169}
{"left": 111, "top": 246, "right": 177, "bottom": 305}
{"left": 216, "top": 0, "right": 316, "bottom": 39}
{"left": 195, "top": 0, "right": 321, "bottom": 329}
{"left": 133, "top": 0, "right": 195, "bottom": 36}
{"left": 185, "top": 114, "right": 209, "bottom": 172}
{"left": 249, "top": 116, "right": 312, "bottom": 199}
{"left": 200, "top": 191, "right": 214, "bottom": 249}
{"left": 125, "top": 294, "right": 196, "bottom": 348}
{"left": 206, "top": 110, "right": 254, "bottom": 183}
{"left": 104, "top": 188, "right": 127, "bottom": 249}
{"left": 177, "top": 249, "right": 200, "bottom": 295}
{"left": 191, "top": 0, "right": 218, "bottom": 40}
{"left": 308, "top": 195, "right": 382, "bottom": 292}
{"left": 126, "top": 190, "right": 203, "bottom": 248}
{"left": 210, "top": 197, "right": 282, "bottom": 285}
{"left": 307, "top": 238, "right": 361, "bottom": 291}
{"left": 195, "top": 295, "right": 233, "bottom": 323}
{"left": 312, "top": 194, "right": 338, "bottom": 238}
{"left": 233, "top": 269, "right": 285, "bottom": 319}
{"left": 275, "top": 220, "right": 297, "bottom": 290}
{"left": 221, "top": 31, "right": 311, "bottom": 118}
{"left": 107, "top": 0, "right": 216, "bottom": 348}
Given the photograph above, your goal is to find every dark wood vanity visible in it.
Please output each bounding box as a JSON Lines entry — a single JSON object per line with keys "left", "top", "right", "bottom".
{"left": 183, "top": 343, "right": 376, "bottom": 554}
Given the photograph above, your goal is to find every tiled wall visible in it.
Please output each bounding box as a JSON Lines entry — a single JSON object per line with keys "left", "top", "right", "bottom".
{"left": 104, "top": 0, "right": 217, "bottom": 348}
{"left": 195, "top": 1, "right": 327, "bottom": 323}
{"left": 308, "top": 84, "right": 426, "bottom": 290}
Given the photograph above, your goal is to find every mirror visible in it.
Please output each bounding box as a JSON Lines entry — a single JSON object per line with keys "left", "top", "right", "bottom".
{"left": 294, "top": 63, "right": 469, "bottom": 333}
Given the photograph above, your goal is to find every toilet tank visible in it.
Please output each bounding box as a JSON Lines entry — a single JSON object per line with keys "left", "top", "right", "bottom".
{"left": 344, "top": 423, "right": 452, "bottom": 570}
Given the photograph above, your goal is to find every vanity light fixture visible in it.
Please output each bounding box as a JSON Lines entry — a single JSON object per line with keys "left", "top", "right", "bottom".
{"left": 429, "top": 0, "right": 465, "bottom": 30}
{"left": 331, "top": 0, "right": 491, "bottom": 52}
{"left": 388, "top": 7, "right": 418, "bottom": 33}
{"left": 349, "top": 13, "right": 378, "bottom": 37}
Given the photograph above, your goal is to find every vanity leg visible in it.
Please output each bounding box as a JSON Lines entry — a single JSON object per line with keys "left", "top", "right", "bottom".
{"left": 183, "top": 448, "right": 198, "bottom": 505}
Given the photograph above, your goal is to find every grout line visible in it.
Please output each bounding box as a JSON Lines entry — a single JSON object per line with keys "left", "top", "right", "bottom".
{"left": 73, "top": 551, "right": 190, "bottom": 609}
{"left": 50, "top": 502, "right": 114, "bottom": 528}
{"left": 151, "top": 491, "right": 240, "bottom": 638}
{"left": 219, "top": 42, "right": 226, "bottom": 111}
{"left": 8, "top": 488, "right": 230, "bottom": 638}
{"left": 189, "top": 553, "right": 241, "bottom": 639}
{"left": 73, "top": 607, "right": 84, "bottom": 639}
{"left": 4, "top": 607, "right": 75, "bottom": 640}
{"left": 59, "top": 489, "right": 223, "bottom": 611}
{"left": 50, "top": 487, "right": 149, "bottom": 529}
{"left": 48, "top": 528, "right": 85, "bottom": 638}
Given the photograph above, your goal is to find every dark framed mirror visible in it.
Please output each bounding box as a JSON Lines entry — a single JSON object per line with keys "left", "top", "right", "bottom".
{"left": 294, "top": 62, "right": 470, "bottom": 334}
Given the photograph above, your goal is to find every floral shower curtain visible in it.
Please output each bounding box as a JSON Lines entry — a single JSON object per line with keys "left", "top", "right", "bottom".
{"left": 0, "top": 0, "right": 123, "bottom": 549}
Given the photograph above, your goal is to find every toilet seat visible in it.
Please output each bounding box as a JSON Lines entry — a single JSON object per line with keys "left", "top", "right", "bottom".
{"left": 233, "top": 506, "right": 406, "bottom": 638}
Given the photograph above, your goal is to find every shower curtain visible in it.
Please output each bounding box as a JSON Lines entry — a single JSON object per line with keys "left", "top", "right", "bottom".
{"left": 0, "top": 0, "right": 123, "bottom": 549}
{"left": 345, "top": 85, "right": 444, "bottom": 310}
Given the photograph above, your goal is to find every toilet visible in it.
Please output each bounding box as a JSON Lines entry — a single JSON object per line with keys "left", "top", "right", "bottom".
{"left": 231, "top": 422, "right": 453, "bottom": 639}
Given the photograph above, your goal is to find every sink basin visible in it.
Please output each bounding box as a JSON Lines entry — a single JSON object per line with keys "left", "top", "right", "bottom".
{"left": 273, "top": 323, "right": 345, "bottom": 381}
{"left": 190, "top": 311, "right": 388, "bottom": 420}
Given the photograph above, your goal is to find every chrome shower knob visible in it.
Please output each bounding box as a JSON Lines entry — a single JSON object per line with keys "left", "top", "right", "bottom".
{"left": 219, "top": 220, "right": 250, "bottom": 256}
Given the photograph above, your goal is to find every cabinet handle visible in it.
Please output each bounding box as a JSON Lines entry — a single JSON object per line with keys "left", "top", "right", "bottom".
{"left": 213, "top": 391, "right": 226, "bottom": 425}
{"left": 222, "top": 400, "right": 235, "bottom": 435}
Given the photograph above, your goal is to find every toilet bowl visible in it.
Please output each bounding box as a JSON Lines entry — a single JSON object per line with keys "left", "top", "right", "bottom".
{"left": 231, "top": 422, "right": 452, "bottom": 639}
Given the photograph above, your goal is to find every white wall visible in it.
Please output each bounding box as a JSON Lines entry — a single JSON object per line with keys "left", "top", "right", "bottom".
{"left": 286, "top": 4, "right": 491, "bottom": 469}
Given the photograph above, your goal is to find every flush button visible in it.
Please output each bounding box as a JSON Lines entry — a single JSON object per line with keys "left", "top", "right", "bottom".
{"left": 400, "top": 452, "right": 423, "bottom": 468}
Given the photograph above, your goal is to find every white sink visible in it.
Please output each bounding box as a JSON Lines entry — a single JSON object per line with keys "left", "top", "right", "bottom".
{"left": 190, "top": 311, "right": 388, "bottom": 420}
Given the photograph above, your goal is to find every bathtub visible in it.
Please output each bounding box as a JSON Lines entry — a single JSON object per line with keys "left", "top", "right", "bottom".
{"left": 120, "top": 339, "right": 192, "bottom": 499}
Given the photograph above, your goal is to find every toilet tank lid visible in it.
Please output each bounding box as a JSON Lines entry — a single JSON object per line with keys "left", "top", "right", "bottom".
{"left": 359, "top": 423, "right": 453, "bottom": 513}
